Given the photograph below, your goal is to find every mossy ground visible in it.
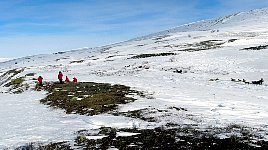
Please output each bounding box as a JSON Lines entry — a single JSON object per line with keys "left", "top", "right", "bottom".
{"left": 27, "top": 80, "right": 268, "bottom": 149}
{"left": 69, "top": 60, "right": 85, "bottom": 64}
{"left": 15, "top": 142, "right": 70, "bottom": 150}
{"left": 130, "top": 52, "right": 176, "bottom": 59}
{"left": 242, "top": 45, "right": 268, "bottom": 51}
{"left": 0, "top": 68, "right": 29, "bottom": 94}
{"left": 5, "top": 77, "right": 25, "bottom": 87}
{"left": 73, "top": 126, "right": 268, "bottom": 150}
{"left": 0, "top": 68, "right": 24, "bottom": 86}
{"left": 16, "top": 125, "right": 268, "bottom": 150}
{"left": 0, "top": 68, "right": 24, "bottom": 79}
{"left": 39, "top": 82, "right": 141, "bottom": 115}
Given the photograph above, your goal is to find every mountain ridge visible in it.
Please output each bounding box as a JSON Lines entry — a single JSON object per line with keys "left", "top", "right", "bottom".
{"left": 135, "top": 7, "right": 268, "bottom": 41}
{"left": 2, "top": 7, "right": 268, "bottom": 64}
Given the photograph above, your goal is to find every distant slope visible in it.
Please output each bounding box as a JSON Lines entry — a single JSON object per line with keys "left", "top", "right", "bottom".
{"left": 136, "top": 7, "right": 268, "bottom": 41}
{"left": 2, "top": 7, "right": 268, "bottom": 68}
{"left": 0, "top": 58, "right": 11, "bottom": 62}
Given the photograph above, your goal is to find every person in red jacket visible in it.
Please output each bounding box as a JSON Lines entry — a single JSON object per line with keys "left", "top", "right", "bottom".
{"left": 73, "top": 77, "right": 78, "bottom": 83}
{"left": 37, "top": 76, "right": 43, "bottom": 86}
{"left": 65, "top": 76, "right": 70, "bottom": 83}
{"left": 58, "top": 71, "right": 63, "bottom": 84}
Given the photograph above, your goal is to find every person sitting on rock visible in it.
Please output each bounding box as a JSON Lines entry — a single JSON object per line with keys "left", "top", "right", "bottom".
{"left": 73, "top": 77, "right": 78, "bottom": 83}
{"left": 65, "top": 76, "right": 70, "bottom": 83}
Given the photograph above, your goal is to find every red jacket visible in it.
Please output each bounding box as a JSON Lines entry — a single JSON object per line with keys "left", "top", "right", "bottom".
{"left": 65, "top": 76, "right": 70, "bottom": 82}
{"left": 73, "top": 77, "right": 77, "bottom": 83}
{"left": 38, "top": 76, "right": 43, "bottom": 83}
{"left": 58, "top": 72, "right": 63, "bottom": 80}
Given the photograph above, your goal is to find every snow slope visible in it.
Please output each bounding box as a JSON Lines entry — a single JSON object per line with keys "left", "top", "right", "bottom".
{"left": 1, "top": 7, "right": 268, "bottom": 148}
{"left": 0, "top": 58, "right": 11, "bottom": 63}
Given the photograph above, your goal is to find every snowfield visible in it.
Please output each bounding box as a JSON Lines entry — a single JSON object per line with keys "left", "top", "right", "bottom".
{"left": 0, "top": 58, "right": 11, "bottom": 63}
{"left": 1, "top": 7, "right": 268, "bottom": 148}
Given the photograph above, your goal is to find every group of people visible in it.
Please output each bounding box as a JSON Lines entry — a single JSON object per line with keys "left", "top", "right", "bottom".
{"left": 37, "top": 71, "right": 78, "bottom": 86}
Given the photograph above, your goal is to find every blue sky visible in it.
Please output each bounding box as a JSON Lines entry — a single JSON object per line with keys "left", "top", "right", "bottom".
{"left": 1, "top": 0, "right": 268, "bottom": 58}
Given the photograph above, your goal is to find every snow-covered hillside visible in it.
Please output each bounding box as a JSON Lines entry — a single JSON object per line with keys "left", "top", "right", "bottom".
{"left": 1, "top": 7, "right": 268, "bottom": 148}
{"left": 0, "top": 58, "right": 11, "bottom": 62}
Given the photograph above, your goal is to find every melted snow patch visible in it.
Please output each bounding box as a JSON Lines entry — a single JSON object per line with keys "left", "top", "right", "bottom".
{"left": 116, "top": 131, "right": 140, "bottom": 137}
{"left": 86, "top": 135, "right": 107, "bottom": 140}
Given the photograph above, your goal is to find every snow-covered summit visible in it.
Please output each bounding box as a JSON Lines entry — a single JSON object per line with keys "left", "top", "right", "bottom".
{"left": 148, "top": 7, "right": 268, "bottom": 37}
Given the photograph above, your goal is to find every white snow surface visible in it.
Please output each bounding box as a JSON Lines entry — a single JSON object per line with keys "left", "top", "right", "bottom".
{"left": 116, "top": 131, "right": 140, "bottom": 137}
{"left": 1, "top": 7, "right": 268, "bottom": 148}
{"left": 0, "top": 91, "right": 150, "bottom": 148}
{"left": 0, "top": 58, "right": 11, "bottom": 62}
